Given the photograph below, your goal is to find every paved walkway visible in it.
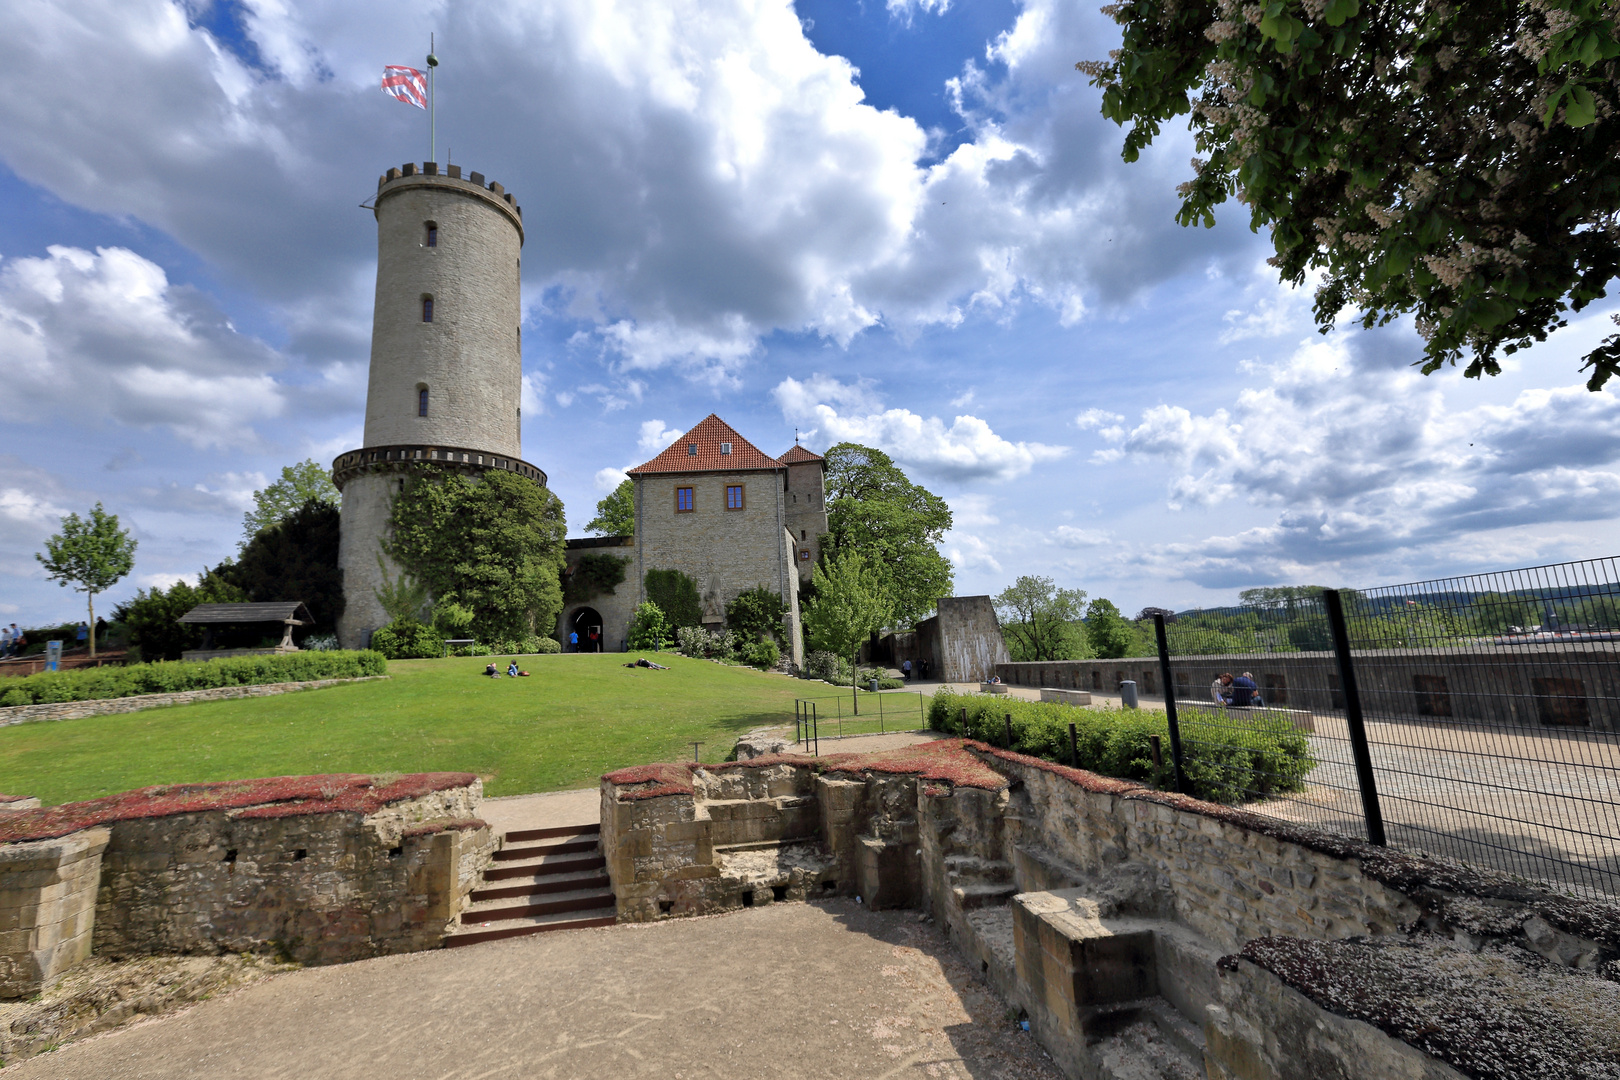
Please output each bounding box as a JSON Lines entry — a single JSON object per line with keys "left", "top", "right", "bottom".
{"left": 9, "top": 902, "right": 1060, "bottom": 1080}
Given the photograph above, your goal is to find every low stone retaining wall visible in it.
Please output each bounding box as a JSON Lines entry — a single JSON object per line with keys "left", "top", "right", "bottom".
{"left": 0, "top": 676, "right": 388, "bottom": 727}
{"left": 0, "top": 772, "right": 493, "bottom": 996}
{"left": 599, "top": 739, "right": 1619, "bottom": 1080}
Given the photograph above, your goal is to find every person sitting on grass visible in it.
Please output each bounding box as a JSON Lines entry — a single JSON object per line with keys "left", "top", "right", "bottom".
{"left": 483, "top": 662, "right": 500, "bottom": 678}
{"left": 506, "top": 661, "right": 531, "bottom": 677}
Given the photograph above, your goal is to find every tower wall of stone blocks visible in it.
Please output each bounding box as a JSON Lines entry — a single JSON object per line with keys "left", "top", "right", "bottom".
{"left": 334, "top": 163, "right": 546, "bottom": 649}
{"left": 783, "top": 457, "right": 828, "bottom": 585}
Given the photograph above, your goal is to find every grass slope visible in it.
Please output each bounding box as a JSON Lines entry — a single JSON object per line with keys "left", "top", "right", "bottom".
{"left": 0, "top": 655, "right": 925, "bottom": 806}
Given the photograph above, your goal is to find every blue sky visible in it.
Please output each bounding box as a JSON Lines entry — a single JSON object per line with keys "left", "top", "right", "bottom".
{"left": 1, "top": 0, "right": 1617, "bottom": 628}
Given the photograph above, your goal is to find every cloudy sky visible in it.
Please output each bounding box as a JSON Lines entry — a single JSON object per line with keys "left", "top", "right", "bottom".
{"left": 2, "top": 0, "right": 1617, "bottom": 627}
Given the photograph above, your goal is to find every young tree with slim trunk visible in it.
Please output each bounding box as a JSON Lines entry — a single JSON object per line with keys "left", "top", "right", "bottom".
{"left": 994, "top": 575, "right": 1091, "bottom": 661}
{"left": 803, "top": 551, "right": 890, "bottom": 716}
{"left": 36, "top": 504, "right": 137, "bottom": 659}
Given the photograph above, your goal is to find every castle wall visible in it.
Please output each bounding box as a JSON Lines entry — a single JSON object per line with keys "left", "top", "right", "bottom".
{"left": 930, "top": 596, "right": 1010, "bottom": 683}
{"left": 783, "top": 460, "right": 827, "bottom": 585}
{"left": 632, "top": 468, "right": 798, "bottom": 648}
{"left": 365, "top": 173, "right": 523, "bottom": 457}
{"left": 559, "top": 539, "right": 637, "bottom": 652}
{"left": 336, "top": 471, "right": 401, "bottom": 649}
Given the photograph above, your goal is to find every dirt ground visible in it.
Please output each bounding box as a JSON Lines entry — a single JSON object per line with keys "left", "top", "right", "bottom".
{"left": 8, "top": 901, "right": 1060, "bottom": 1080}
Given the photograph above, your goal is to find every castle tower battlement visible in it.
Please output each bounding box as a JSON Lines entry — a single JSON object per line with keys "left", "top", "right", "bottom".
{"left": 334, "top": 163, "right": 543, "bottom": 648}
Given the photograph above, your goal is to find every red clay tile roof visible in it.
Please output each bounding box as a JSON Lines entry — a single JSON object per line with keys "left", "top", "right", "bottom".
{"left": 627, "top": 415, "right": 783, "bottom": 476}
{"left": 778, "top": 444, "right": 824, "bottom": 465}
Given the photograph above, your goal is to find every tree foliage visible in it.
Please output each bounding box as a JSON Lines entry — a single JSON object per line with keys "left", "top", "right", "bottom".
{"left": 221, "top": 499, "right": 344, "bottom": 639}
{"left": 822, "top": 443, "right": 954, "bottom": 628}
{"left": 563, "top": 554, "right": 630, "bottom": 605}
{"left": 644, "top": 568, "right": 704, "bottom": 631}
{"left": 1085, "top": 598, "right": 1139, "bottom": 659}
{"left": 994, "top": 575, "right": 1092, "bottom": 661}
{"left": 36, "top": 503, "right": 138, "bottom": 658}
{"left": 725, "top": 586, "right": 786, "bottom": 643}
{"left": 386, "top": 468, "right": 567, "bottom": 643}
{"left": 1079, "top": 0, "right": 1620, "bottom": 390}
{"left": 626, "top": 601, "right": 670, "bottom": 650}
{"left": 586, "top": 478, "right": 636, "bottom": 536}
{"left": 804, "top": 551, "right": 891, "bottom": 707}
{"left": 243, "top": 460, "right": 340, "bottom": 544}
{"left": 113, "top": 569, "right": 245, "bottom": 662}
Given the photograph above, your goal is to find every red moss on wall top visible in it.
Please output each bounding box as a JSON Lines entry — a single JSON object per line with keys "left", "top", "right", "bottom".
{"left": 0, "top": 772, "right": 479, "bottom": 845}
{"left": 602, "top": 740, "right": 1008, "bottom": 800}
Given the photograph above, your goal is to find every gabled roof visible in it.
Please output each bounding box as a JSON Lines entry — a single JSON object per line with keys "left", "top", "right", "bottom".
{"left": 627, "top": 414, "right": 783, "bottom": 475}
{"left": 778, "top": 444, "right": 824, "bottom": 466}
{"left": 179, "top": 602, "right": 313, "bottom": 625}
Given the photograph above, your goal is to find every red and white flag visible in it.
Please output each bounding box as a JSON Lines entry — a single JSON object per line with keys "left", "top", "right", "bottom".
{"left": 381, "top": 66, "right": 427, "bottom": 109}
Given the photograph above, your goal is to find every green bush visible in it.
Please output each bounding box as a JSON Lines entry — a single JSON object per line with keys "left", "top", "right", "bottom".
{"left": 627, "top": 602, "right": 669, "bottom": 650}
{"left": 741, "top": 638, "right": 780, "bottom": 670}
{"left": 487, "top": 635, "right": 561, "bottom": 655}
{"left": 643, "top": 569, "right": 702, "bottom": 630}
{"left": 0, "top": 651, "right": 386, "bottom": 707}
{"left": 926, "top": 689, "right": 1315, "bottom": 805}
{"left": 369, "top": 619, "right": 444, "bottom": 660}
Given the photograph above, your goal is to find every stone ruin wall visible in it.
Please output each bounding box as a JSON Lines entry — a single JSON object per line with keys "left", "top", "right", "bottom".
{"left": 600, "top": 743, "right": 1619, "bottom": 1080}
{"left": 0, "top": 775, "right": 495, "bottom": 996}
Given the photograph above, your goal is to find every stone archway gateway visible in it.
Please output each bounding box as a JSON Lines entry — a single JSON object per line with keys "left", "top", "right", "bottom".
{"left": 569, "top": 606, "right": 603, "bottom": 652}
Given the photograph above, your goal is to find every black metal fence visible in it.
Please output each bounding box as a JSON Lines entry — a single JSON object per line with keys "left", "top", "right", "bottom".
{"left": 792, "top": 690, "right": 931, "bottom": 752}
{"left": 1156, "top": 558, "right": 1620, "bottom": 898}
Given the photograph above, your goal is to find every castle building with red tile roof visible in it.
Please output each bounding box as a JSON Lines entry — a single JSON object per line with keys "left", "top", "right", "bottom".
{"left": 558, "top": 415, "right": 828, "bottom": 662}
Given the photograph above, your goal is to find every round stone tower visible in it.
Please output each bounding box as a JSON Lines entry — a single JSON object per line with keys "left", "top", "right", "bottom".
{"left": 333, "top": 162, "right": 547, "bottom": 648}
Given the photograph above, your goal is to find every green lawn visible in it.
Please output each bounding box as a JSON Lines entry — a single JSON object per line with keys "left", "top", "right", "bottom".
{"left": 0, "top": 654, "right": 931, "bottom": 806}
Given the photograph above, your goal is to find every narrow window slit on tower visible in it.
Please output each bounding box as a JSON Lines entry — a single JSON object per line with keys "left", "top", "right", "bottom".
{"left": 422, "top": 295, "right": 433, "bottom": 322}
{"left": 419, "top": 387, "right": 429, "bottom": 417}
{"left": 425, "top": 222, "right": 437, "bottom": 247}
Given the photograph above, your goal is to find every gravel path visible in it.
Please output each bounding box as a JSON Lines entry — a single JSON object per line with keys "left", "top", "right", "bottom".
{"left": 7, "top": 902, "right": 1060, "bottom": 1080}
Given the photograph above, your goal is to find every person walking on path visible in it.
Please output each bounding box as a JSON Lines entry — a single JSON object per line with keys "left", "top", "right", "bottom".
{"left": 569, "top": 630, "right": 578, "bottom": 652}
{"left": 75, "top": 622, "right": 89, "bottom": 651}
{"left": 902, "top": 659, "right": 912, "bottom": 681}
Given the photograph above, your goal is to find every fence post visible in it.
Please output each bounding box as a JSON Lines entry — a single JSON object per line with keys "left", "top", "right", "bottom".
{"left": 812, "top": 702, "right": 819, "bottom": 757}
{"left": 1153, "top": 614, "right": 1190, "bottom": 795}
{"left": 879, "top": 690, "right": 885, "bottom": 735}
{"left": 1323, "top": 589, "right": 1386, "bottom": 846}
{"left": 1005, "top": 713, "right": 1013, "bottom": 750}
{"left": 959, "top": 707, "right": 967, "bottom": 738}
{"left": 1068, "top": 722, "right": 1078, "bottom": 768}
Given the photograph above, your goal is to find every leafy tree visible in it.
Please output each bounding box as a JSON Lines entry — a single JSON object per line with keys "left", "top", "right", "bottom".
{"left": 726, "top": 586, "right": 786, "bottom": 643}
{"left": 387, "top": 468, "right": 567, "bottom": 643}
{"left": 1238, "top": 586, "right": 1331, "bottom": 611}
{"left": 585, "top": 478, "right": 636, "bottom": 536}
{"left": 1467, "top": 591, "right": 1541, "bottom": 635}
{"left": 113, "top": 569, "right": 245, "bottom": 661}
{"left": 243, "top": 460, "right": 339, "bottom": 545}
{"left": 803, "top": 551, "right": 890, "bottom": 714}
{"left": 994, "top": 575, "right": 1092, "bottom": 661}
{"left": 220, "top": 499, "right": 344, "bottom": 640}
{"left": 373, "top": 557, "right": 431, "bottom": 624}
{"left": 1079, "top": 0, "right": 1620, "bottom": 390}
{"left": 562, "top": 554, "right": 630, "bottom": 605}
{"left": 36, "top": 503, "right": 138, "bottom": 658}
{"left": 626, "top": 601, "right": 669, "bottom": 650}
{"left": 1085, "top": 598, "right": 1137, "bottom": 659}
{"left": 644, "top": 568, "right": 704, "bottom": 631}
{"left": 822, "top": 443, "right": 953, "bottom": 628}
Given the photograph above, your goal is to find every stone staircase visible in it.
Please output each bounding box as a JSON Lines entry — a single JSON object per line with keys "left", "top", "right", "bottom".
{"left": 445, "top": 822, "right": 617, "bottom": 947}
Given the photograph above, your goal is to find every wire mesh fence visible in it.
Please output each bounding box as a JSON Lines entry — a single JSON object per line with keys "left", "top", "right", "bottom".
{"left": 1156, "top": 557, "right": 1620, "bottom": 898}
{"left": 792, "top": 689, "right": 932, "bottom": 748}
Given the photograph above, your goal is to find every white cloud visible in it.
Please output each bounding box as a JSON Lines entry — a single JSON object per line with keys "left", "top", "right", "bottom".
{"left": 1052, "top": 525, "right": 1110, "bottom": 548}
{"left": 774, "top": 374, "right": 1067, "bottom": 482}
{"left": 135, "top": 571, "right": 196, "bottom": 591}
{"left": 951, "top": 494, "right": 999, "bottom": 527}
{"left": 946, "top": 532, "right": 1001, "bottom": 573}
{"left": 636, "top": 420, "right": 686, "bottom": 455}
{"left": 594, "top": 467, "right": 630, "bottom": 492}
{"left": 0, "top": 246, "right": 286, "bottom": 448}
{"left": 521, "top": 373, "right": 548, "bottom": 419}
{"left": 0, "top": 0, "right": 1235, "bottom": 384}
{"left": 1074, "top": 408, "right": 1123, "bottom": 430}
{"left": 950, "top": 389, "right": 976, "bottom": 408}
{"left": 1105, "top": 331, "right": 1620, "bottom": 584}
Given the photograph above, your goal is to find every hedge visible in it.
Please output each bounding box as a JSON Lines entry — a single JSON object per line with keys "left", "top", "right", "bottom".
{"left": 0, "top": 651, "right": 387, "bottom": 708}
{"left": 927, "top": 689, "right": 1316, "bottom": 805}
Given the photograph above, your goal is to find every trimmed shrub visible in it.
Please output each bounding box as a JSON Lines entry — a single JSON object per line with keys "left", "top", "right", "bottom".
{"left": 0, "top": 651, "right": 387, "bottom": 708}
{"left": 926, "top": 688, "right": 1315, "bottom": 805}
{"left": 369, "top": 619, "right": 443, "bottom": 660}
{"left": 487, "top": 635, "right": 561, "bottom": 655}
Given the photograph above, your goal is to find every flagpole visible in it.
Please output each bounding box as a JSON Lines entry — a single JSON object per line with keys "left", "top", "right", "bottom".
{"left": 427, "top": 34, "right": 439, "bottom": 164}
